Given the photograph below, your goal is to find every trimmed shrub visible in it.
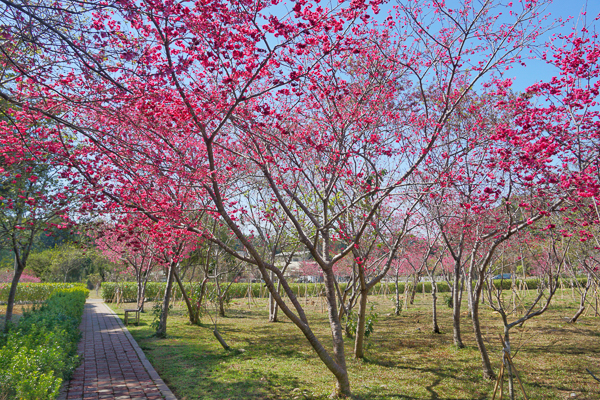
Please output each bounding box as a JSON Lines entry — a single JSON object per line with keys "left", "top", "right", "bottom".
{"left": 101, "top": 277, "right": 588, "bottom": 303}
{"left": 0, "top": 287, "right": 88, "bottom": 400}
{"left": 102, "top": 281, "right": 439, "bottom": 302}
{"left": 0, "top": 282, "right": 87, "bottom": 304}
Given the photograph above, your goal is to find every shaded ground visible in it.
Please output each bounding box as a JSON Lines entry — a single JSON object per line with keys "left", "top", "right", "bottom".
{"left": 108, "top": 290, "right": 600, "bottom": 400}
{"left": 0, "top": 304, "right": 28, "bottom": 329}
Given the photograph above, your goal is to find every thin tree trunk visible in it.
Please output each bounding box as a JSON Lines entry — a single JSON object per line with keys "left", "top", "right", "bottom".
{"left": 354, "top": 288, "right": 368, "bottom": 359}
{"left": 156, "top": 262, "right": 176, "bottom": 337}
{"left": 467, "top": 269, "right": 474, "bottom": 317}
{"left": 215, "top": 277, "right": 226, "bottom": 317}
{"left": 432, "top": 277, "right": 440, "bottom": 334}
{"left": 137, "top": 278, "right": 143, "bottom": 309}
{"left": 197, "top": 276, "right": 209, "bottom": 315}
{"left": 570, "top": 276, "right": 592, "bottom": 323}
{"left": 322, "top": 267, "right": 351, "bottom": 397}
{"left": 137, "top": 260, "right": 152, "bottom": 312}
{"left": 136, "top": 271, "right": 145, "bottom": 311}
{"left": 471, "top": 299, "right": 494, "bottom": 379}
{"left": 409, "top": 275, "right": 419, "bottom": 305}
{"left": 502, "top": 328, "right": 515, "bottom": 400}
{"left": 218, "top": 295, "right": 225, "bottom": 317}
{"left": 269, "top": 271, "right": 278, "bottom": 322}
{"left": 4, "top": 257, "right": 25, "bottom": 328}
{"left": 394, "top": 269, "right": 401, "bottom": 315}
{"left": 273, "top": 278, "right": 282, "bottom": 321}
{"left": 174, "top": 269, "right": 198, "bottom": 324}
{"left": 403, "top": 275, "right": 411, "bottom": 311}
{"left": 213, "top": 329, "right": 230, "bottom": 350}
{"left": 247, "top": 279, "right": 252, "bottom": 308}
{"left": 139, "top": 272, "right": 151, "bottom": 312}
{"left": 452, "top": 265, "right": 465, "bottom": 347}
{"left": 470, "top": 275, "right": 495, "bottom": 380}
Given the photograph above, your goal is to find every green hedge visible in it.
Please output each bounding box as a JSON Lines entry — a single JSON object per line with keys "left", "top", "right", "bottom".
{"left": 0, "top": 283, "right": 88, "bottom": 304}
{"left": 0, "top": 288, "right": 88, "bottom": 399}
{"left": 101, "top": 281, "right": 339, "bottom": 303}
{"left": 101, "top": 277, "right": 589, "bottom": 303}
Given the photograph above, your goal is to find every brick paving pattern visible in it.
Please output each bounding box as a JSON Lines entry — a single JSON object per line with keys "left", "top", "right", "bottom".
{"left": 59, "top": 300, "right": 176, "bottom": 400}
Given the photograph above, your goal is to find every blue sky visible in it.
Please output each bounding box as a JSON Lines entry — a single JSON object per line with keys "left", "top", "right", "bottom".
{"left": 509, "top": 1, "right": 600, "bottom": 91}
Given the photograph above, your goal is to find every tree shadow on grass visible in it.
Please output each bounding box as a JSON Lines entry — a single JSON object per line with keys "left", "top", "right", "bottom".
{"left": 355, "top": 357, "right": 489, "bottom": 400}
{"left": 122, "top": 316, "right": 316, "bottom": 399}
{"left": 141, "top": 339, "right": 307, "bottom": 399}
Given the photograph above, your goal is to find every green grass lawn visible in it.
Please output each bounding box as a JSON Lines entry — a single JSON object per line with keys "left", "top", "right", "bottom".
{"left": 108, "top": 290, "right": 600, "bottom": 399}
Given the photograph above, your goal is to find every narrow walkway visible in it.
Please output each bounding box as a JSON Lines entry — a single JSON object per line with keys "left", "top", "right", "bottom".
{"left": 59, "top": 299, "right": 177, "bottom": 400}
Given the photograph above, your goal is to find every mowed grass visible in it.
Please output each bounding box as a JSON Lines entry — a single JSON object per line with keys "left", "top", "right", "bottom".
{"left": 108, "top": 289, "right": 600, "bottom": 400}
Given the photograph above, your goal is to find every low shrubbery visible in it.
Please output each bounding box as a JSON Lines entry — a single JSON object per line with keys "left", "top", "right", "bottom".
{"left": 0, "top": 287, "right": 88, "bottom": 400}
{"left": 101, "top": 277, "right": 588, "bottom": 303}
{"left": 0, "top": 282, "right": 87, "bottom": 304}
{"left": 101, "top": 281, "right": 352, "bottom": 303}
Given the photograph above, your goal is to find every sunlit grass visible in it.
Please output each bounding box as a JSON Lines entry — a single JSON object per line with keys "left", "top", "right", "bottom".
{"left": 108, "top": 289, "right": 600, "bottom": 399}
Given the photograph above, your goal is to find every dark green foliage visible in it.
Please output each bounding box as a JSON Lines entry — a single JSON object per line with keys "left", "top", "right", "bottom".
{"left": 443, "top": 294, "right": 453, "bottom": 309}
{"left": 345, "top": 304, "right": 378, "bottom": 339}
{"left": 151, "top": 302, "right": 173, "bottom": 338}
{"left": 0, "top": 288, "right": 88, "bottom": 399}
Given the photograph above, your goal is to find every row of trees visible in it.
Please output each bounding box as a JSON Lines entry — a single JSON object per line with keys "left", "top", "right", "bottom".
{"left": 1, "top": 0, "right": 600, "bottom": 397}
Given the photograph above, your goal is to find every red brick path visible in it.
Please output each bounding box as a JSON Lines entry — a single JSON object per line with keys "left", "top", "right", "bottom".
{"left": 59, "top": 300, "right": 176, "bottom": 400}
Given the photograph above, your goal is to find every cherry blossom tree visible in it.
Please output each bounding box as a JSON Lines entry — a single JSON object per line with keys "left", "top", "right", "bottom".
{"left": 485, "top": 231, "right": 571, "bottom": 400}
{"left": 0, "top": 0, "right": 556, "bottom": 395}
{"left": 0, "top": 269, "right": 39, "bottom": 283}
{"left": 0, "top": 108, "right": 83, "bottom": 326}
{"left": 242, "top": 186, "right": 303, "bottom": 322}
{"left": 95, "top": 219, "right": 161, "bottom": 312}
{"left": 565, "top": 225, "right": 600, "bottom": 322}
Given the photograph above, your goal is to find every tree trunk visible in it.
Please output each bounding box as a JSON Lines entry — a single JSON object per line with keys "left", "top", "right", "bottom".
{"left": 403, "top": 275, "right": 411, "bottom": 311}
{"left": 273, "top": 279, "right": 282, "bottom": 322}
{"left": 156, "top": 262, "right": 176, "bottom": 338}
{"left": 208, "top": 193, "right": 353, "bottom": 397}
{"left": 394, "top": 270, "right": 401, "bottom": 315}
{"left": 213, "top": 329, "right": 230, "bottom": 350}
{"left": 174, "top": 269, "right": 198, "bottom": 324}
{"left": 432, "top": 278, "right": 440, "bottom": 334}
{"left": 501, "top": 328, "right": 515, "bottom": 400}
{"left": 139, "top": 273, "right": 151, "bottom": 313}
{"left": 136, "top": 281, "right": 143, "bottom": 310}
{"left": 268, "top": 271, "right": 278, "bottom": 322}
{"left": 570, "top": 276, "right": 591, "bottom": 323}
{"left": 354, "top": 288, "right": 368, "bottom": 359}
{"left": 467, "top": 270, "right": 474, "bottom": 317}
{"left": 409, "top": 275, "right": 419, "bottom": 305}
{"left": 322, "top": 267, "right": 351, "bottom": 397}
{"left": 214, "top": 275, "right": 227, "bottom": 318}
{"left": 218, "top": 296, "right": 225, "bottom": 317}
{"left": 4, "top": 258, "right": 25, "bottom": 328}
{"left": 470, "top": 279, "right": 495, "bottom": 379}
{"left": 136, "top": 271, "right": 146, "bottom": 311}
{"left": 198, "top": 276, "right": 208, "bottom": 309}
{"left": 452, "top": 267, "right": 465, "bottom": 348}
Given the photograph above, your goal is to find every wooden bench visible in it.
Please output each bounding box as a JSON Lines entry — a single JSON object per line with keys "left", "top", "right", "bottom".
{"left": 124, "top": 308, "right": 140, "bottom": 326}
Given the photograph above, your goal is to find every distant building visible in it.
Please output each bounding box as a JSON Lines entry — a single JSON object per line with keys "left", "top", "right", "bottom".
{"left": 274, "top": 251, "right": 323, "bottom": 282}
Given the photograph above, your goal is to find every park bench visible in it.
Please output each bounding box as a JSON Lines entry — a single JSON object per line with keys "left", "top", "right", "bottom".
{"left": 124, "top": 308, "right": 140, "bottom": 326}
